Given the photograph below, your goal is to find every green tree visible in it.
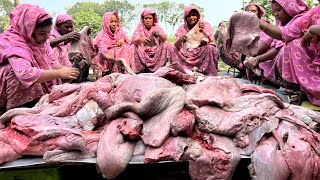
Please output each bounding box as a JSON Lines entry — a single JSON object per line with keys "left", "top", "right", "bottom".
{"left": 66, "top": 2, "right": 105, "bottom": 17}
{"left": 305, "top": 0, "right": 316, "bottom": 7}
{"left": 72, "top": 11, "right": 102, "bottom": 37}
{"left": 103, "top": 0, "right": 136, "bottom": 30}
{"left": 143, "top": 2, "right": 186, "bottom": 34}
{"left": 251, "top": 0, "right": 273, "bottom": 21}
{"left": 0, "top": 0, "right": 14, "bottom": 32}
{"left": 66, "top": 0, "right": 137, "bottom": 33}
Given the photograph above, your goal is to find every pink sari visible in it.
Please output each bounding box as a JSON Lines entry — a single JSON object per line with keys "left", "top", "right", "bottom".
{"left": 131, "top": 8, "right": 170, "bottom": 73}
{"left": 258, "top": 0, "right": 309, "bottom": 83}
{"left": 278, "top": 5, "right": 320, "bottom": 105}
{"left": 0, "top": 4, "right": 61, "bottom": 110}
{"left": 50, "top": 14, "right": 73, "bottom": 67}
{"left": 94, "top": 12, "right": 132, "bottom": 72}
{"left": 170, "top": 5, "right": 218, "bottom": 76}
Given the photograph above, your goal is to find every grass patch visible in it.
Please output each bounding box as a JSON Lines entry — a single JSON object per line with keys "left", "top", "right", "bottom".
{"left": 168, "top": 36, "right": 176, "bottom": 44}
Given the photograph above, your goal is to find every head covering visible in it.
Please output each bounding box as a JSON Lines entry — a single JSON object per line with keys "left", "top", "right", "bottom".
{"left": 0, "top": 4, "right": 52, "bottom": 69}
{"left": 51, "top": 13, "right": 73, "bottom": 38}
{"left": 272, "top": 0, "right": 309, "bottom": 18}
{"left": 132, "top": 8, "right": 164, "bottom": 39}
{"left": 245, "top": 3, "right": 265, "bottom": 18}
{"left": 94, "top": 12, "right": 129, "bottom": 50}
{"left": 183, "top": 5, "right": 201, "bottom": 26}
{"left": 140, "top": 8, "right": 158, "bottom": 24}
{"left": 54, "top": 14, "right": 73, "bottom": 30}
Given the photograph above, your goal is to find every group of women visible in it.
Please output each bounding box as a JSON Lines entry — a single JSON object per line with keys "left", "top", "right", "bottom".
{"left": 218, "top": 0, "right": 320, "bottom": 106}
{"left": 0, "top": 0, "right": 320, "bottom": 111}
{"left": 0, "top": 3, "right": 218, "bottom": 111}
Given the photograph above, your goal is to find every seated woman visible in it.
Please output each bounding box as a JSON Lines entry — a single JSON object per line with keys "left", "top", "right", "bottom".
{"left": 0, "top": 4, "right": 79, "bottom": 111}
{"left": 131, "top": 8, "right": 170, "bottom": 73}
{"left": 50, "top": 14, "right": 81, "bottom": 67}
{"left": 223, "top": 2, "right": 272, "bottom": 79}
{"left": 94, "top": 12, "right": 132, "bottom": 74}
{"left": 245, "top": 1, "right": 320, "bottom": 105}
{"left": 171, "top": 5, "right": 219, "bottom": 76}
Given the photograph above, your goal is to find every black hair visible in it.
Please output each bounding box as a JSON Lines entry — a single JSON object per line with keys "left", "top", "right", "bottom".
{"left": 35, "top": 18, "right": 53, "bottom": 28}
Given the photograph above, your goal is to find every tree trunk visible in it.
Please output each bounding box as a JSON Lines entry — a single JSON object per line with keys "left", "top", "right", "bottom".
{"left": 14, "top": 0, "right": 20, "bottom": 7}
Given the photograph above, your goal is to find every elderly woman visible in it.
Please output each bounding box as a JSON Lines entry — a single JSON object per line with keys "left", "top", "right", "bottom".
{"left": 94, "top": 12, "right": 132, "bottom": 73}
{"left": 171, "top": 5, "right": 219, "bottom": 76}
{"left": 50, "top": 14, "right": 81, "bottom": 67}
{"left": 0, "top": 4, "right": 79, "bottom": 111}
{"left": 131, "top": 8, "right": 170, "bottom": 73}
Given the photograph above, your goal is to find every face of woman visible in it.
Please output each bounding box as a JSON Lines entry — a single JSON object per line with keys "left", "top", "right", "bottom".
{"left": 143, "top": 14, "right": 154, "bottom": 30}
{"left": 32, "top": 25, "right": 52, "bottom": 44}
{"left": 109, "top": 15, "right": 118, "bottom": 33}
{"left": 246, "top": 5, "right": 259, "bottom": 18}
{"left": 272, "top": 2, "right": 292, "bottom": 26}
{"left": 58, "top": 20, "right": 74, "bottom": 35}
{"left": 186, "top": 10, "right": 199, "bottom": 27}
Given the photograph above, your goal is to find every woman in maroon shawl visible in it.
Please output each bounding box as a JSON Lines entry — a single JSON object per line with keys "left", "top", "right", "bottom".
{"left": 0, "top": 4, "right": 79, "bottom": 111}
{"left": 170, "top": 5, "right": 219, "bottom": 76}
{"left": 131, "top": 8, "right": 170, "bottom": 73}
{"left": 94, "top": 12, "right": 132, "bottom": 73}
{"left": 50, "top": 14, "right": 80, "bottom": 67}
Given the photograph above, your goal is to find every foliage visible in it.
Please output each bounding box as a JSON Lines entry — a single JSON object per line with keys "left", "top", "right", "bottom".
{"left": 72, "top": 11, "right": 102, "bottom": 37}
{"left": 144, "top": 1, "right": 185, "bottom": 32}
{"left": 66, "top": 2, "right": 105, "bottom": 17}
{"left": 250, "top": 0, "right": 273, "bottom": 21}
{"left": 0, "top": 0, "right": 14, "bottom": 32}
{"left": 66, "top": 0, "right": 136, "bottom": 32}
{"left": 103, "top": 0, "right": 136, "bottom": 30}
{"left": 252, "top": 0, "right": 318, "bottom": 22}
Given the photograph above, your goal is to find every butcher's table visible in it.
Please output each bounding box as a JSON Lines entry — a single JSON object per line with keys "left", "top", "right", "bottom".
{"left": 0, "top": 155, "right": 251, "bottom": 179}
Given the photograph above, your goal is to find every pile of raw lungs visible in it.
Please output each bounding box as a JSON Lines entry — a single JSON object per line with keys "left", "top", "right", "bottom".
{"left": 0, "top": 67, "right": 319, "bottom": 180}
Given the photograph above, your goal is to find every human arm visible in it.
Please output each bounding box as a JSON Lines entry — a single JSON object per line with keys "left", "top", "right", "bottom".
{"left": 152, "top": 31, "right": 167, "bottom": 42}
{"left": 174, "top": 35, "right": 187, "bottom": 49}
{"left": 301, "top": 25, "right": 320, "bottom": 49}
{"left": 50, "top": 32, "right": 81, "bottom": 48}
{"left": 243, "top": 48, "right": 279, "bottom": 69}
{"left": 258, "top": 41, "right": 271, "bottom": 55}
{"left": 199, "top": 21, "right": 215, "bottom": 43}
{"left": 8, "top": 56, "right": 79, "bottom": 86}
{"left": 35, "top": 67, "right": 80, "bottom": 83}
{"left": 116, "top": 38, "right": 125, "bottom": 46}
{"left": 132, "top": 37, "right": 152, "bottom": 45}
{"left": 259, "top": 19, "right": 282, "bottom": 40}
{"left": 309, "top": 25, "right": 320, "bottom": 36}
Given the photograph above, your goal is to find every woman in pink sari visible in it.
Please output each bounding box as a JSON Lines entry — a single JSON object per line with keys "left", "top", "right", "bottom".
{"left": 94, "top": 12, "right": 132, "bottom": 73}
{"left": 50, "top": 14, "right": 81, "bottom": 67}
{"left": 131, "top": 8, "right": 170, "bottom": 73}
{"left": 246, "top": 1, "right": 320, "bottom": 105}
{"left": 170, "top": 5, "right": 219, "bottom": 76}
{"left": 0, "top": 4, "right": 79, "bottom": 111}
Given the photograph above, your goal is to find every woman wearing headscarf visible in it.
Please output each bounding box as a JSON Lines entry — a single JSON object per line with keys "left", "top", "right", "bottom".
{"left": 94, "top": 12, "right": 132, "bottom": 73}
{"left": 245, "top": 0, "right": 320, "bottom": 105}
{"left": 170, "top": 5, "right": 219, "bottom": 76}
{"left": 50, "top": 14, "right": 81, "bottom": 67}
{"left": 243, "top": 2, "right": 284, "bottom": 83}
{"left": 0, "top": 4, "right": 79, "bottom": 111}
{"left": 131, "top": 8, "right": 170, "bottom": 73}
